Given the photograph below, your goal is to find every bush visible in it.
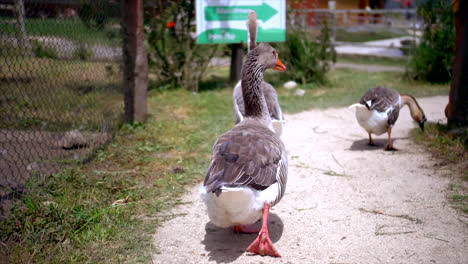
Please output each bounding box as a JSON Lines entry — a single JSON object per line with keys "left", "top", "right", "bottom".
{"left": 32, "top": 41, "right": 58, "bottom": 59}
{"left": 146, "top": 1, "right": 218, "bottom": 92}
{"left": 276, "top": 22, "right": 336, "bottom": 85}
{"left": 406, "top": 0, "right": 455, "bottom": 83}
{"left": 73, "top": 43, "right": 93, "bottom": 60}
{"left": 78, "top": 1, "right": 119, "bottom": 30}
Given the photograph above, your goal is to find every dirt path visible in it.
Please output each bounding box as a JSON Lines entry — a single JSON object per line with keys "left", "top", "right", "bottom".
{"left": 152, "top": 96, "right": 467, "bottom": 264}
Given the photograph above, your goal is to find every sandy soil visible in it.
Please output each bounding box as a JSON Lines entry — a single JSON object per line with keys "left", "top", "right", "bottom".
{"left": 152, "top": 96, "right": 468, "bottom": 264}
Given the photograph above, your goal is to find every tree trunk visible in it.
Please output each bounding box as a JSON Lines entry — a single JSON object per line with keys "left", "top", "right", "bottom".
{"left": 121, "top": 0, "right": 148, "bottom": 122}
{"left": 447, "top": 0, "right": 468, "bottom": 129}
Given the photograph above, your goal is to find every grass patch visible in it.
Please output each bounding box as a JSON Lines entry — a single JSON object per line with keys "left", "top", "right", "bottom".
{"left": 0, "top": 56, "right": 122, "bottom": 131}
{"left": 0, "top": 87, "right": 234, "bottom": 263}
{"left": 0, "top": 18, "right": 120, "bottom": 46}
{"left": 411, "top": 123, "right": 467, "bottom": 173}
{"left": 337, "top": 54, "right": 407, "bottom": 67}
{"left": 411, "top": 123, "right": 467, "bottom": 215}
{"left": 335, "top": 28, "right": 408, "bottom": 43}
{"left": 0, "top": 64, "right": 451, "bottom": 263}
{"left": 270, "top": 68, "right": 449, "bottom": 113}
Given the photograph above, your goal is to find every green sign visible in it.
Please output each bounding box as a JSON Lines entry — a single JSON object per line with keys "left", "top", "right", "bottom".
{"left": 196, "top": 0, "right": 286, "bottom": 44}
{"left": 204, "top": 3, "right": 278, "bottom": 22}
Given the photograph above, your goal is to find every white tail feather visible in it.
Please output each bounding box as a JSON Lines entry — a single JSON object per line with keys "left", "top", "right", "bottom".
{"left": 349, "top": 103, "right": 366, "bottom": 110}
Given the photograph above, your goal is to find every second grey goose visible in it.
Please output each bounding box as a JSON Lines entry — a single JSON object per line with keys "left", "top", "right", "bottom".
{"left": 233, "top": 10, "right": 284, "bottom": 135}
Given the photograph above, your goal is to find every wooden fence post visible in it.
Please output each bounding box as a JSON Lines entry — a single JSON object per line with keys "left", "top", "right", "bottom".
{"left": 121, "top": 0, "right": 148, "bottom": 122}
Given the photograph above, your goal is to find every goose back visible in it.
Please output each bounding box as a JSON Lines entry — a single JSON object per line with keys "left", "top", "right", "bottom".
{"left": 360, "top": 86, "right": 401, "bottom": 126}
{"left": 203, "top": 121, "right": 287, "bottom": 206}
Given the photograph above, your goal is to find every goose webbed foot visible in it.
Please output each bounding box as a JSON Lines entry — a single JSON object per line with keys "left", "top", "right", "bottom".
{"left": 384, "top": 143, "right": 399, "bottom": 151}
{"left": 245, "top": 203, "right": 281, "bottom": 257}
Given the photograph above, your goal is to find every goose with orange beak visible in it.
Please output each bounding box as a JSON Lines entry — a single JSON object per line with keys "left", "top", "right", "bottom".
{"left": 200, "top": 43, "right": 288, "bottom": 258}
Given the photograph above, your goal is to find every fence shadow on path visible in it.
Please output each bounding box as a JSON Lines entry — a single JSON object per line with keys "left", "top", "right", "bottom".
{"left": 201, "top": 213, "right": 284, "bottom": 263}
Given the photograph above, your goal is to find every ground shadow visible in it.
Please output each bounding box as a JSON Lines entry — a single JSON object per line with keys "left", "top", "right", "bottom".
{"left": 349, "top": 137, "right": 407, "bottom": 151}
{"left": 201, "top": 213, "right": 284, "bottom": 263}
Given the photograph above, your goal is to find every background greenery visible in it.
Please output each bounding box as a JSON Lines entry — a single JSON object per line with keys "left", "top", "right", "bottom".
{"left": 405, "top": 0, "right": 455, "bottom": 83}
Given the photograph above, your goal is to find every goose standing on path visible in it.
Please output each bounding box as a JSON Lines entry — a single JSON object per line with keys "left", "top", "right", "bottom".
{"left": 349, "top": 86, "right": 427, "bottom": 150}
{"left": 233, "top": 11, "right": 285, "bottom": 135}
{"left": 200, "top": 43, "right": 287, "bottom": 257}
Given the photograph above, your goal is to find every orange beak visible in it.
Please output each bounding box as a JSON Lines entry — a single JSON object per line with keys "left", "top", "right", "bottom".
{"left": 273, "top": 58, "right": 286, "bottom": 72}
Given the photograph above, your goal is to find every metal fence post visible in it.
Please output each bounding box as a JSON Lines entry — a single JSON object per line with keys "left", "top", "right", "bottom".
{"left": 121, "top": 0, "right": 148, "bottom": 122}
{"left": 328, "top": 1, "right": 336, "bottom": 43}
{"left": 14, "top": 0, "right": 29, "bottom": 52}
{"left": 229, "top": 43, "right": 243, "bottom": 83}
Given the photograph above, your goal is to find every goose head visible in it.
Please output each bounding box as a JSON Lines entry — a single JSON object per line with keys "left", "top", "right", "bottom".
{"left": 417, "top": 113, "right": 427, "bottom": 131}
{"left": 410, "top": 104, "right": 426, "bottom": 131}
{"left": 247, "top": 43, "right": 286, "bottom": 72}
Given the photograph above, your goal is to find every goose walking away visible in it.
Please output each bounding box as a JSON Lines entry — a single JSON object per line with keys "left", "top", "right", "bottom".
{"left": 349, "top": 86, "right": 426, "bottom": 151}
{"left": 200, "top": 43, "right": 287, "bottom": 257}
{"left": 233, "top": 11, "right": 285, "bottom": 135}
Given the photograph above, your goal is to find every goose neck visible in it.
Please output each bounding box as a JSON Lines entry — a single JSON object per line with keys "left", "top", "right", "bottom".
{"left": 401, "top": 94, "right": 423, "bottom": 120}
{"left": 241, "top": 59, "right": 270, "bottom": 122}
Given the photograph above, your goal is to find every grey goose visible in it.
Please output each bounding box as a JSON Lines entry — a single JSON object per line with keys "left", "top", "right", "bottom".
{"left": 350, "top": 86, "right": 426, "bottom": 150}
{"left": 233, "top": 11, "right": 285, "bottom": 135}
{"left": 200, "top": 43, "right": 287, "bottom": 257}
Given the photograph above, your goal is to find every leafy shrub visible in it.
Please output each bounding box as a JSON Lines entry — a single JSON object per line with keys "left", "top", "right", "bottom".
{"left": 73, "top": 43, "right": 93, "bottom": 61}
{"left": 78, "top": 1, "right": 119, "bottom": 30}
{"left": 32, "top": 41, "right": 58, "bottom": 59}
{"left": 146, "top": 1, "right": 218, "bottom": 92}
{"left": 276, "top": 22, "right": 336, "bottom": 85}
{"left": 405, "top": 0, "right": 455, "bottom": 83}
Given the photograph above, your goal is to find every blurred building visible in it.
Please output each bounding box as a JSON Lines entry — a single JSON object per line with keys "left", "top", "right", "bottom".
{"left": 0, "top": 0, "right": 81, "bottom": 18}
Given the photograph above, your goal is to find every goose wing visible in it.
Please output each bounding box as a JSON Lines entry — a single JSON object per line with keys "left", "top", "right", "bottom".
{"left": 233, "top": 82, "right": 245, "bottom": 124}
{"left": 360, "top": 86, "right": 401, "bottom": 126}
{"left": 263, "top": 82, "right": 284, "bottom": 121}
{"left": 204, "top": 123, "right": 287, "bottom": 202}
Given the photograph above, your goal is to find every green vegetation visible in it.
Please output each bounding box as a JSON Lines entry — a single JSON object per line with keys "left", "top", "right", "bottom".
{"left": 0, "top": 55, "right": 122, "bottom": 131}
{"left": 147, "top": 1, "right": 218, "bottom": 91}
{"left": 1, "top": 63, "right": 451, "bottom": 263}
{"left": 31, "top": 40, "right": 58, "bottom": 59}
{"left": 276, "top": 22, "right": 336, "bottom": 85}
{"left": 335, "top": 28, "right": 408, "bottom": 43}
{"left": 406, "top": 0, "right": 455, "bottom": 83}
{"left": 0, "top": 18, "right": 120, "bottom": 46}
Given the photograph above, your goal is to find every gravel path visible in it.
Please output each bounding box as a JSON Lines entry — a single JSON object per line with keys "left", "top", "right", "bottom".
{"left": 152, "top": 96, "right": 467, "bottom": 264}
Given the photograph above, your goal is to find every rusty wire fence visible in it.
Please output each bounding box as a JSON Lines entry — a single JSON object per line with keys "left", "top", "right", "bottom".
{"left": 0, "top": 0, "right": 124, "bottom": 215}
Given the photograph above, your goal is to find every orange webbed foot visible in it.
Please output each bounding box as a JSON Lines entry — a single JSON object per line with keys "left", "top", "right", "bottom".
{"left": 246, "top": 229, "right": 281, "bottom": 257}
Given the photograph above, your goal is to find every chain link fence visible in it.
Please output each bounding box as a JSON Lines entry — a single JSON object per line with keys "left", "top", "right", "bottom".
{"left": 0, "top": 0, "right": 124, "bottom": 215}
